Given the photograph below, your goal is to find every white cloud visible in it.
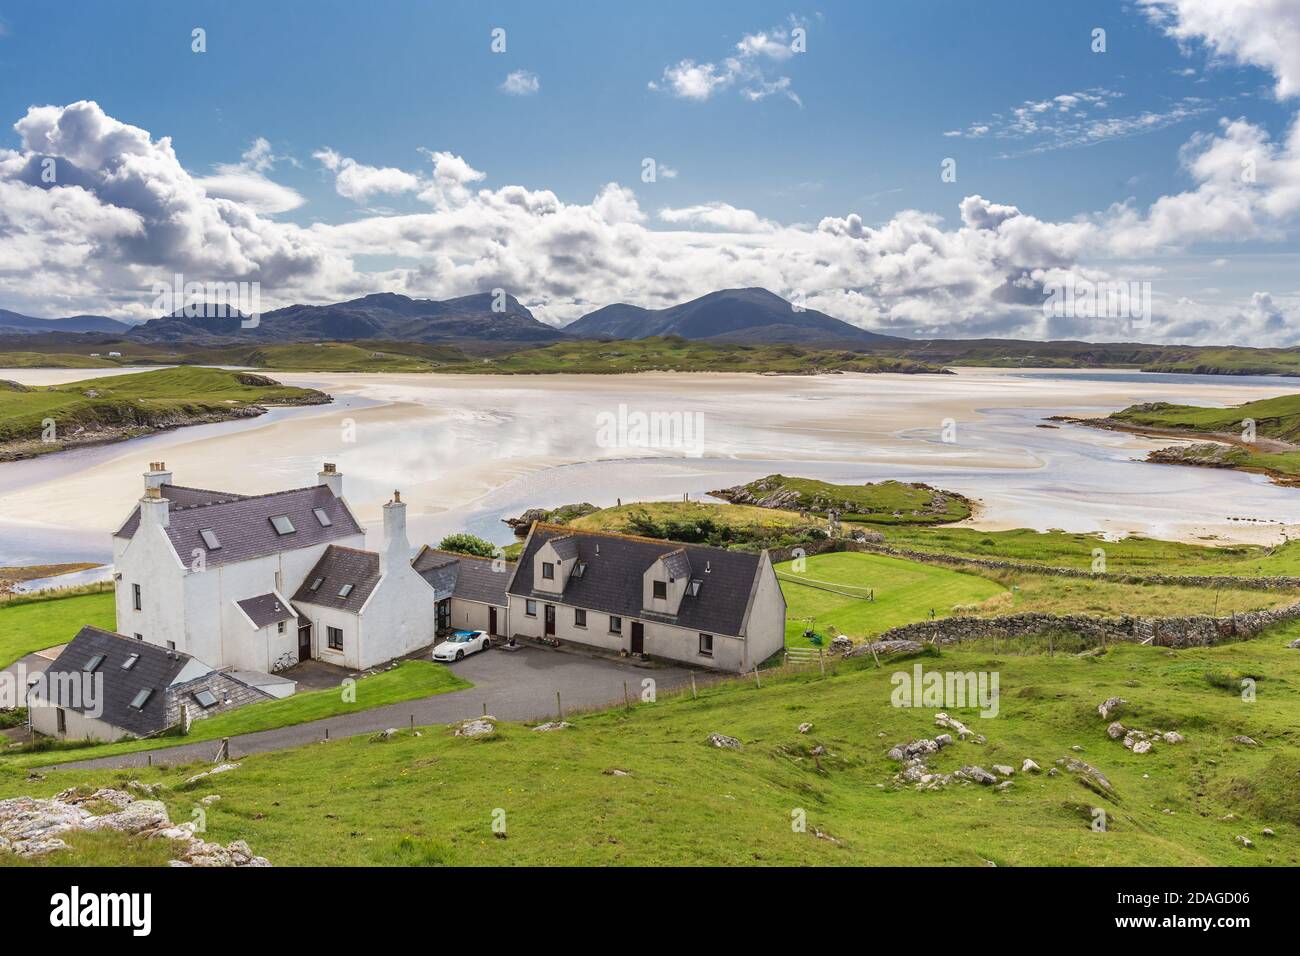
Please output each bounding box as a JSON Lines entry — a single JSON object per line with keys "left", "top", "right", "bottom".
{"left": 658, "top": 202, "right": 775, "bottom": 233}
{"left": 499, "top": 70, "right": 540, "bottom": 96}
{"left": 1140, "top": 0, "right": 1300, "bottom": 99}
{"left": 313, "top": 147, "right": 421, "bottom": 203}
{"left": 650, "top": 20, "right": 803, "bottom": 105}
{"left": 196, "top": 137, "right": 304, "bottom": 214}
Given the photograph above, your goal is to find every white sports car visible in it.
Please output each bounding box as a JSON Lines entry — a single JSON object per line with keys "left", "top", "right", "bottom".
{"left": 432, "top": 630, "right": 490, "bottom": 662}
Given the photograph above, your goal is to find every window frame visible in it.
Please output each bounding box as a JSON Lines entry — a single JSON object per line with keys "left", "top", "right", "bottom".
{"left": 132, "top": 583, "right": 142, "bottom": 611}
{"left": 574, "top": 608, "right": 587, "bottom": 628}
{"left": 327, "top": 626, "right": 344, "bottom": 650}
{"left": 541, "top": 561, "right": 555, "bottom": 580}
{"left": 653, "top": 580, "right": 667, "bottom": 600}
{"left": 698, "top": 633, "right": 714, "bottom": 657}
{"left": 525, "top": 599, "right": 537, "bottom": 617}
{"left": 608, "top": 615, "right": 623, "bottom": 634}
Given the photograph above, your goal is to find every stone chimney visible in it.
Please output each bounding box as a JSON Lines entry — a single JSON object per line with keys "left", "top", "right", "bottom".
{"left": 380, "top": 490, "right": 409, "bottom": 576}
{"left": 139, "top": 484, "right": 170, "bottom": 529}
{"left": 144, "top": 461, "right": 172, "bottom": 492}
{"left": 317, "top": 462, "right": 343, "bottom": 498}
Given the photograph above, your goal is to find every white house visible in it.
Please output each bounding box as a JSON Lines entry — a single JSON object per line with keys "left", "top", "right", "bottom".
{"left": 505, "top": 524, "right": 786, "bottom": 672}
{"left": 112, "top": 462, "right": 439, "bottom": 674}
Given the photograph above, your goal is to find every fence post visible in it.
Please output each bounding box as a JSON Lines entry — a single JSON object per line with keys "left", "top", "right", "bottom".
{"left": 753, "top": 667, "right": 761, "bottom": 689}
{"left": 623, "top": 681, "right": 629, "bottom": 710}
{"left": 690, "top": 673, "right": 697, "bottom": 700}
{"left": 818, "top": 648, "right": 825, "bottom": 677}
{"left": 556, "top": 691, "right": 563, "bottom": 720}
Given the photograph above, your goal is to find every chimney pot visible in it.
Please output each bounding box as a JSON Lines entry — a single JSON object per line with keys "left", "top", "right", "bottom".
{"left": 393, "top": 490, "right": 401, "bottom": 503}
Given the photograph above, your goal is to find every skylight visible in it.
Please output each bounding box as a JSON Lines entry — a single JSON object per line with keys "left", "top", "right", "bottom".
{"left": 83, "top": 654, "right": 105, "bottom": 673}
{"left": 313, "top": 507, "right": 332, "bottom": 527}
{"left": 269, "top": 515, "right": 296, "bottom": 535}
{"left": 338, "top": 583, "right": 354, "bottom": 598}
{"left": 309, "top": 577, "right": 324, "bottom": 591}
{"left": 572, "top": 561, "right": 586, "bottom": 578}
{"left": 688, "top": 579, "right": 703, "bottom": 597}
{"left": 199, "top": 528, "right": 221, "bottom": 550}
{"left": 194, "top": 689, "right": 218, "bottom": 708}
{"left": 122, "top": 653, "right": 139, "bottom": 671}
{"left": 129, "top": 688, "right": 153, "bottom": 710}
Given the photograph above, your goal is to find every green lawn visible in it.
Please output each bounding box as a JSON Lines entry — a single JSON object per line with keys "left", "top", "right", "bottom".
{"left": 776, "top": 551, "right": 1006, "bottom": 646}
{"left": 1109, "top": 392, "right": 1300, "bottom": 443}
{"left": 0, "top": 590, "right": 115, "bottom": 667}
{"left": 4, "top": 622, "right": 1297, "bottom": 866}
{"left": 9, "top": 660, "right": 471, "bottom": 767}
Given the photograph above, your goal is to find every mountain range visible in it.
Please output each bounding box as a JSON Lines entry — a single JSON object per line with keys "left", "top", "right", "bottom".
{"left": 0, "top": 288, "right": 905, "bottom": 348}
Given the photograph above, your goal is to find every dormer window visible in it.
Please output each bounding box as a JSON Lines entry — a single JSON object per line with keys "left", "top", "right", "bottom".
{"left": 542, "top": 562, "right": 555, "bottom": 580}
{"left": 653, "top": 580, "right": 667, "bottom": 600}
{"left": 313, "top": 507, "right": 332, "bottom": 527}
{"left": 199, "top": 528, "right": 221, "bottom": 550}
{"left": 270, "top": 515, "right": 296, "bottom": 535}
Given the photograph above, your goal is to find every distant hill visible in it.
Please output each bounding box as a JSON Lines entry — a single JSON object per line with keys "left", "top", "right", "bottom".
{"left": 0, "top": 309, "right": 131, "bottom": 335}
{"left": 565, "top": 288, "right": 906, "bottom": 346}
{"left": 127, "top": 292, "right": 566, "bottom": 347}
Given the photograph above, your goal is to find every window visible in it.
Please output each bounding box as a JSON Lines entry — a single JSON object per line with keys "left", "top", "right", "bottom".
{"left": 83, "top": 654, "right": 105, "bottom": 673}
{"left": 609, "top": 615, "right": 622, "bottom": 634}
{"left": 313, "top": 507, "right": 332, "bottom": 527}
{"left": 525, "top": 599, "right": 537, "bottom": 617}
{"left": 571, "top": 561, "right": 586, "bottom": 579}
{"left": 167, "top": 641, "right": 176, "bottom": 651}
{"left": 309, "top": 576, "right": 323, "bottom": 592}
{"left": 56, "top": 709, "right": 66, "bottom": 734}
{"left": 542, "top": 562, "right": 555, "bottom": 580}
{"left": 688, "top": 579, "right": 702, "bottom": 597}
{"left": 699, "top": 633, "right": 714, "bottom": 657}
{"left": 199, "top": 528, "right": 221, "bottom": 550}
{"left": 269, "top": 514, "right": 296, "bottom": 535}
{"left": 122, "top": 653, "right": 139, "bottom": 671}
{"left": 129, "top": 688, "right": 153, "bottom": 710}
{"left": 132, "top": 583, "right": 142, "bottom": 611}
{"left": 327, "top": 626, "right": 343, "bottom": 650}
{"left": 574, "top": 608, "right": 587, "bottom": 628}
{"left": 338, "top": 583, "right": 354, "bottom": 598}
{"left": 134, "top": 633, "right": 143, "bottom": 641}
{"left": 194, "top": 689, "right": 218, "bottom": 709}
{"left": 277, "top": 621, "right": 286, "bottom": 634}
{"left": 653, "top": 580, "right": 667, "bottom": 600}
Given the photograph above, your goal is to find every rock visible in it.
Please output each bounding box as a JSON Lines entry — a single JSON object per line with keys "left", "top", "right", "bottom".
{"left": 963, "top": 766, "right": 998, "bottom": 785}
{"left": 1287, "top": 638, "right": 1300, "bottom": 649}
{"left": 374, "top": 728, "right": 400, "bottom": 740}
{"left": 1132, "top": 740, "right": 1153, "bottom": 755}
{"left": 934, "top": 713, "right": 975, "bottom": 739}
{"left": 1071, "top": 745, "right": 1084, "bottom": 752}
{"left": 199, "top": 794, "right": 221, "bottom": 806}
{"left": 126, "top": 780, "right": 160, "bottom": 797}
{"left": 994, "top": 780, "right": 1013, "bottom": 791}
{"left": 227, "top": 840, "right": 253, "bottom": 865}
{"left": 935, "top": 733, "right": 953, "bottom": 747}
{"left": 1162, "top": 731, "right": 1184, "bottom": 745}
{"left": 1062, "top": 757, "right": 1114, "bottom": 794}
{"left": 828, "top": 636, "right": 854, "bottom": 656}
{"left": 454, "top": 718, "right": 496, "bottom": 738}
{"left": 1262, "top": 828, "right": 1275, "bottom": 837}
{"left": 1098, "top": 696, "right": 1126, "bottom": 720}
{"left": 532, "top": 721, "right": 572, "bottom": 732}
{"left": 797, "top": 722, "right": 814, "bottom": 734}
{"left": 1022, "top": 758, "right": 1040, "bottom": 773}
{"left": 83, "top": 800, "right": 169, "bottom": 834}
{"left": 1230, "top": 735, "right": 1258, "bottom": 747}
{"left": 707, "top": 733, "right": 741, "bottom": 749}
{"left": 992, "top": 765, "right": 1015, "bottom": 777}
{"left": 1235, "top": 835, "right": 1254, "bottom": 848}
{"left": 1106, "top": 721, "right": 1127, "bottom": 740}
{"left": 185, "top": 763, "right": 239, "bottom": 784}
{"left": 887, "top": 739, "right": 940, "bottom": 762}
{"left": 602, "top": 768, "right": 631, "bottom": 776}
{"left": 810, "top": 745, "right": 826, "bottom": 757}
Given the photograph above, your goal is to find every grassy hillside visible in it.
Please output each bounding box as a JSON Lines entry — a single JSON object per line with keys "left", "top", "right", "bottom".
{"left": 4, "top": 623, "right": 1297, "bottom": 866}
{"left": 0, "top": 590, "right": 115, "bottom": 667}
{"left": 1109, "top": 393, "right": 1300, "bottom": 443}
{"left": 713, "top": 474, "right": 972, "bottom": 525}
{"left": 0, "top": 351, "right": 120, "bottom": 368}
{"left": 0, "top": 366, "right": 328, "bottom": 458}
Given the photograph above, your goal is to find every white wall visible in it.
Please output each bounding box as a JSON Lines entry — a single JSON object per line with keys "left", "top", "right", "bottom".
{"left": 741, "top": 554, "right": 787, "bottom": 671}
{"left": 29, "top": 703, "right": 129, "bottom": 743}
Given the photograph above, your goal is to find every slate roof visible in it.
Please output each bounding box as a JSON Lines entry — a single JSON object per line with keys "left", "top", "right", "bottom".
{"left": 413, "top": 548, "right": 511, "bottom": 607}
{"left": 34, "top": 626, "right": 201, "bottom": 737}
{"left": 661, "top": 549, "right": 692, "bottom": 579}
{"left": 116, "top": 483, "right": 363, "bottom": 569}
{"left": 292, "top": 545, "right": 381, "bottom": 613}
{"left": 508, "top": 525, "right": 762, "bottom": 636}
{"left": 547, "top": 535, "right": 580, "bottom": 561}
{"left": 236, "top": 593, "right": 296, "bottom": 629}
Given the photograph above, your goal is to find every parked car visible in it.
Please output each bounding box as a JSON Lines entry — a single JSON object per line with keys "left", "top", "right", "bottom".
{"left": 432, "top": 630, "right": 490, "bottom": 661}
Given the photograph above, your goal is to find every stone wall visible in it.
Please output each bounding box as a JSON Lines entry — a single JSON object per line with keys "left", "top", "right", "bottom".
{"left": 864, "top": 601, "right": 1300, "bottom": 650}
{"left": 768, "top": 538, "right": 1300, "bottom": 593}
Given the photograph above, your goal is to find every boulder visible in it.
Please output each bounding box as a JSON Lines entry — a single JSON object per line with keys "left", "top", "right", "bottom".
{"left": 1161, "top": 731, "right": 1185, "bottom": 745}
{"left": 1098, "top": 697, "right": 1125, "bottom": 720}
{"left": 532, "top": 721, "right": 572, "bottom": 732}
{"left": 185, "top": 763, "right": 239, "bottom": 784}
{"left": 798, "top": 722, "right": 814, "bottom": 734}
{"left": 1106, "top": 721, "right": 1126, "bottom": 740}
{"left": 454, "top": 718, "right": 496, "bottom": 738}
{"left": 962, "top": 766, "right": 998, "bottom": 785}
{"left": 707, "top": 733, "right": 742, "bottom": 750}
{"left": 83, "top": 800, "right": 169, "bottom": 834}
{"left": 992, "top": 765, "right": 1015, "bottom": 777}
{"left": 1132, "top": 740, "right": 1153, "bottom": 755}
{"left": 1230, "top": 735, "right": 1258, "bottom": 746}
{"left": 1235, "top": 835, "right": 1254, "bottom": 849}
{"left": 1022, "top": 758, "right": 1041, "bottom": 773}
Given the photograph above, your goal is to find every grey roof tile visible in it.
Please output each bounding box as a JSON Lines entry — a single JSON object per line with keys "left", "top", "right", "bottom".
{"left": 508, "top": 525, "right": 760, "bottom": 636}
{"left": 413, "top": 549, "right": 511, "bottom": 606}
{"left": 292, "top": 545, "right": 381, "bottom": 613}
{"left": 235, "top": 593, "right": 296, "bottom": 629}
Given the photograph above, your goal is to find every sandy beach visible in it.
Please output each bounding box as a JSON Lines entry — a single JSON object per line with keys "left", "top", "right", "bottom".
{"left": 1, "top": 366, "right": 1297, "bottom": 566}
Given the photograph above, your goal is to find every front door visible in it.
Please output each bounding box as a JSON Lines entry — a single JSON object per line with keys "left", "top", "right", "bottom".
{"left": 298, "top": 621, "right": 312, "bottom": 661}
{"left": 630, "top": 621, "right": 644, "bottom": 655}
{"left": 436, "top": 598, "right": 451, "bottom": 635}
{"left": 489, "top": 606, "right": 498, "bottom": 636}
{"left": 544, "top": 604, "right": 556, "bottom": 636}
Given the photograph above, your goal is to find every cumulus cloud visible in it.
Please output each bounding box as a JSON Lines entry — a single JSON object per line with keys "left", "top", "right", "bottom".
{"left": 499, "top": 70, "right": 540, "bottom": 96}
{"left": 649, "top": 19, "right": 805, "bottom": 105}
{"left": 658, "top": 202, "right": 775, "bottom": 233}
{"left": 313, "top": 147, "right": 421, "bottom": 203}
{"left": 196, "top": 138, "right": 305, "bottom": 214}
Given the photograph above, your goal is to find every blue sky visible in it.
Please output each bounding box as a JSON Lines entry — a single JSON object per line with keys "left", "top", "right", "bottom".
{"left": 1, "top": 0, "right": 1299, "bottom": 344}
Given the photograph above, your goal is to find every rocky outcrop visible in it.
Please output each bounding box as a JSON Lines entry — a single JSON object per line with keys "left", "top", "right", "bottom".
{"left": 707, "top": 733, "right": 742, "bottom": 749}
{"left": 0, "top": 788, "right": 270, "bottom": 865}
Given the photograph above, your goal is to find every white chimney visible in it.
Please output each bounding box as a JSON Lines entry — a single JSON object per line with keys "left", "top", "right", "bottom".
{"left": 380, "top": 490, "right": 408, "bottom": 576}
{"left": 144, "top": 461, "right": 172, "bottom": 492}
{"left": 139, "top": 484, "right": 170, "bottom": 529}
{"left": 317, "top": 462, "right": 343, "bottom": 498}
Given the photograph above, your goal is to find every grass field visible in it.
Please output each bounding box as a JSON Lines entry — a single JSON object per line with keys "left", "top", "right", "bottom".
{"left": 7, "top": 660, "right": 471, "bottom": 768}
{"left": 715, "top": 474, "right": 971, "bottom": 524}
{"left": 0, "top": 590, "right": 115, "bottom": 667}
{"left": 3, "top": 621, "right": 1297, "bottom": 866}
{"left": 0, "top": 352, "right": 120, "bottom": 369}
{"left": 0, "top": 366, "right": 326, "bottom": 452}
{"left": 1109, "top": 393, "right": 1300, "bottom": 443}
{"left": 776, "top": 551, "right": 1007, "bottom": 645}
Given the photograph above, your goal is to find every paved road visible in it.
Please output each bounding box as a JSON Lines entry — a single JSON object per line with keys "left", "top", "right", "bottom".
{"left": 47, "top": 646, "right": 694, "bottom": 771}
